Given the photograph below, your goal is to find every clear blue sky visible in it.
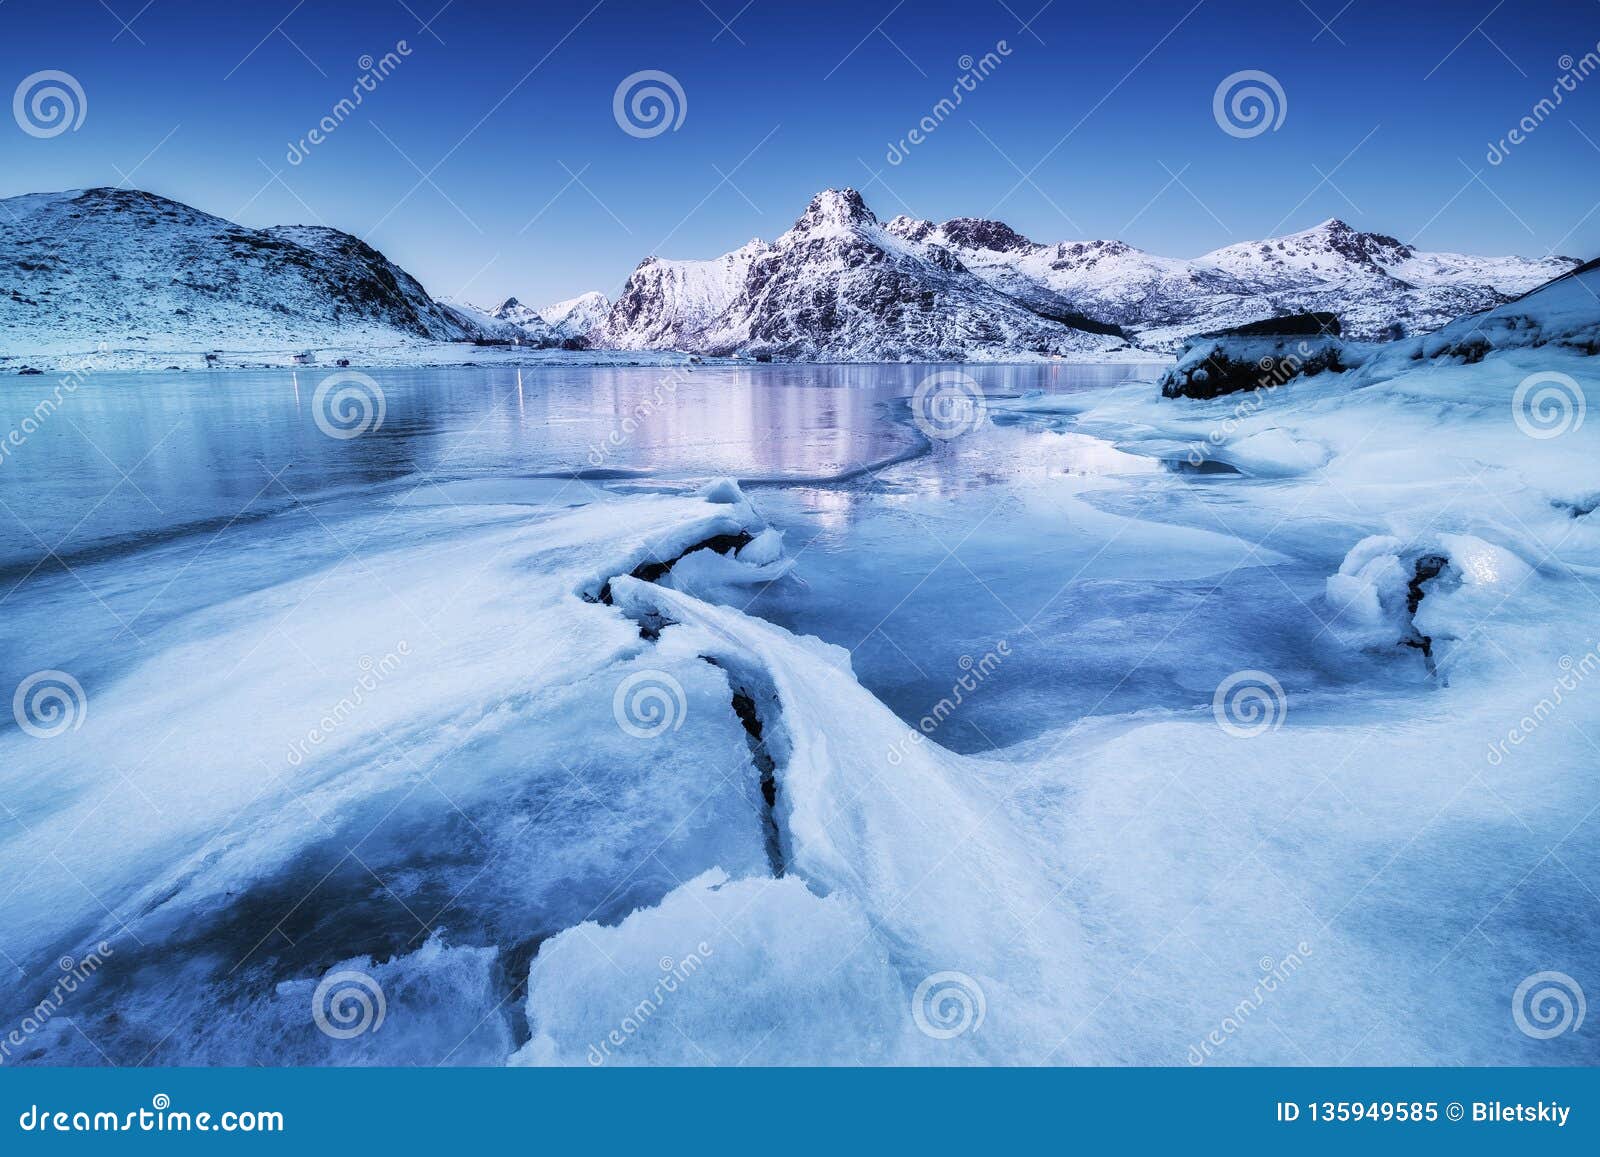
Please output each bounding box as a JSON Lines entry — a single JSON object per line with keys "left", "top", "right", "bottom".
{"left": 2, "top": 0, "right": 1596, "bottom": 305}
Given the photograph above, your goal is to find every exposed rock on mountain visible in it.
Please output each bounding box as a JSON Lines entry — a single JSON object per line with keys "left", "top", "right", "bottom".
{"left": 1160, "top": 259, "right": 1600, "bottom": 402}
{"left": 1368, "top": 257, "right": 1600, "bottom": 372}
{"left": 2, "top": 185, "right": 1578, "bottom": 367}
{"left": 538, "top": 291, "right": 611, "bottom": 343}
{"left": 435, "top": 295, "right": 562, "bottom": 346}
{"left": 602, "top": 189, "right": 1132, "bottom": 362}
{"left": 0, "top": 187, "right": 489, "bottom": 357}
{"left": 601, "top": 239, "right": 772, "bottom": 352}
{"left": 885, "top": 213, "right": 1577, "bottom": 350}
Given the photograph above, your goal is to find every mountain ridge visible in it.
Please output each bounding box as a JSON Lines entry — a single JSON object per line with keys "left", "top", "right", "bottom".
{"left": 0, "top": 187, "right": 495, "bottom": 359}
{"left": 882, "top": 208, "right": 1576, "bottom": 349}
{"left": 0, "top": 185, "right": 1581, "bottom": 365}
{"left": 600, "top": 188, "right": 1135, "bottom": 361}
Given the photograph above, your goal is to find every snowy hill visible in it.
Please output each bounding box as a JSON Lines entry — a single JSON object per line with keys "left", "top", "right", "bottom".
{"left": 602, "top": 189, "right": 1134, "bottom": 361}
{"left": 0, "top": 188, "right": 492, "bottom": 360}
{"left": 1158, "top": 257, "right": 1600, "bottom": 401}
{"left": 1363, "top": 256, "right": 1600, "bottom": 373}
{"left": 538, "top": 291, "right": 610, "bottom": 342}
{"left": 884, "top": 213, "right": 1576, "bottom": 350}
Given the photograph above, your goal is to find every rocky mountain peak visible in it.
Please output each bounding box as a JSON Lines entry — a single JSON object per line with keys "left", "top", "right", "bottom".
{"left": 1291, "top": 218, "right": 1413, "bottom": 264}
{"left": 793, "top": 188, "right": 876, "bottom": 232}
{"left": 884, "top": 215, "right": 933, "bottom": 242}
{"left": 938, "top": 217, "right": 1034, "bottom": 253}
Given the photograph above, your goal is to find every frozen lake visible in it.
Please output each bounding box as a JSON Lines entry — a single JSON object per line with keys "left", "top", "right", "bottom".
{"left": 0, "top": 362, "right": 1594, "bottom": 1066}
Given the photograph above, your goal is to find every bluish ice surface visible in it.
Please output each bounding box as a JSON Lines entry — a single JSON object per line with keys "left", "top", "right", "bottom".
{"left": 0, "top": 363, "right": 1593, "bottom": 1067}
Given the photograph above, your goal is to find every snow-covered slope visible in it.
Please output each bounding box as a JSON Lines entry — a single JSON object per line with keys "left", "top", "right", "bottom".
{"left": 885, "top": 214, "right": 1577, "bottom": 350}
{"left": 439, "top": 295, "right": 561, "bottom": 346}
{"left": 5, "top": 183, "right": 1572, "bottom": 367}
{"left": 601, "top": 239, "right": 772, "bottom": 351}
{"left": 603, "top": 190, "right": 1134, "bottom": 361}
{"left": 1157, "top": 258, "right": 1600, "bottom": 404}
{"left": 1196, "top": 218, "right": 1571, "bottom": 344}
{"left": 0, "top": 188, "right": 489, "bottom": 358}
{"left": 1364, "top": 256, "right": 1600, "bottom": 371}
{"left": 886, "top": 216, "right": 1256, "bottom": 339}
{"left": 538, "top": 291, "right": 610, "bottom": 342}
{"left": 1198, "top": 218, "right": 1562, "bottom": 293}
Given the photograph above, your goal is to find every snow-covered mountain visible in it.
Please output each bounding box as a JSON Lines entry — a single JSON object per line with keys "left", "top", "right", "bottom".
{"left": 884, "top": 213, "right": 1577, "bottom": 350}
{"left": 602, "top": 238, "right": 772, "bottom": 352}
{"left": 1365, "top": 255, "right": 1600, "bottom": 373}
{"left": 0, "top": 187, "right": 492, "bottom": 359}
{"left": 601, "top": 189, "right": 1133, "bottom": 361}
{"left": 538, "top": 291, "right": 610, "bottom": 342}
{"left": 439, "top": 295, "right": 562, "bottom": 346}
{"left": 3, "top": 185, "right": 1576, "bottom": 367}
{"left": 1159, "top": 256, "right": 1600, "bottom": 400}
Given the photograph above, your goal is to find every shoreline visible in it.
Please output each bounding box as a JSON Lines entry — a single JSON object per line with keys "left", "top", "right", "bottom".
{"left": 0, "top": 343, "right": 1174, "bottom": 377}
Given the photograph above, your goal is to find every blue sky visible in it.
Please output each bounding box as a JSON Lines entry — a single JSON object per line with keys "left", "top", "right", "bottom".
{"left": 1, "top": 0, "right": 1597, "bottom": 305}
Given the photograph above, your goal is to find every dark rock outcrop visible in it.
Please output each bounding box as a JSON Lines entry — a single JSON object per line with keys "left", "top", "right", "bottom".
{"left": 1160, "top": 314, "right": 1346, "bottom": 400}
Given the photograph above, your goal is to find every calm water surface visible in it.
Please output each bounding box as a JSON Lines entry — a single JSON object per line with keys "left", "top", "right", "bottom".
{"left": 0, "top": 362, "right": 1149, "bottom": 568}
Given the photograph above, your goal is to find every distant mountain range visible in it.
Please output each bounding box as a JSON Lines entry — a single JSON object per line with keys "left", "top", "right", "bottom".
{"left": 595, "top": 189, "right": 1572, "bottom": 356}
{"left": 0, "top": 186, "right": 1578, "bottom": 365}
{"left": 884, "top": 211, "right": 1572, "bottom": 349}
